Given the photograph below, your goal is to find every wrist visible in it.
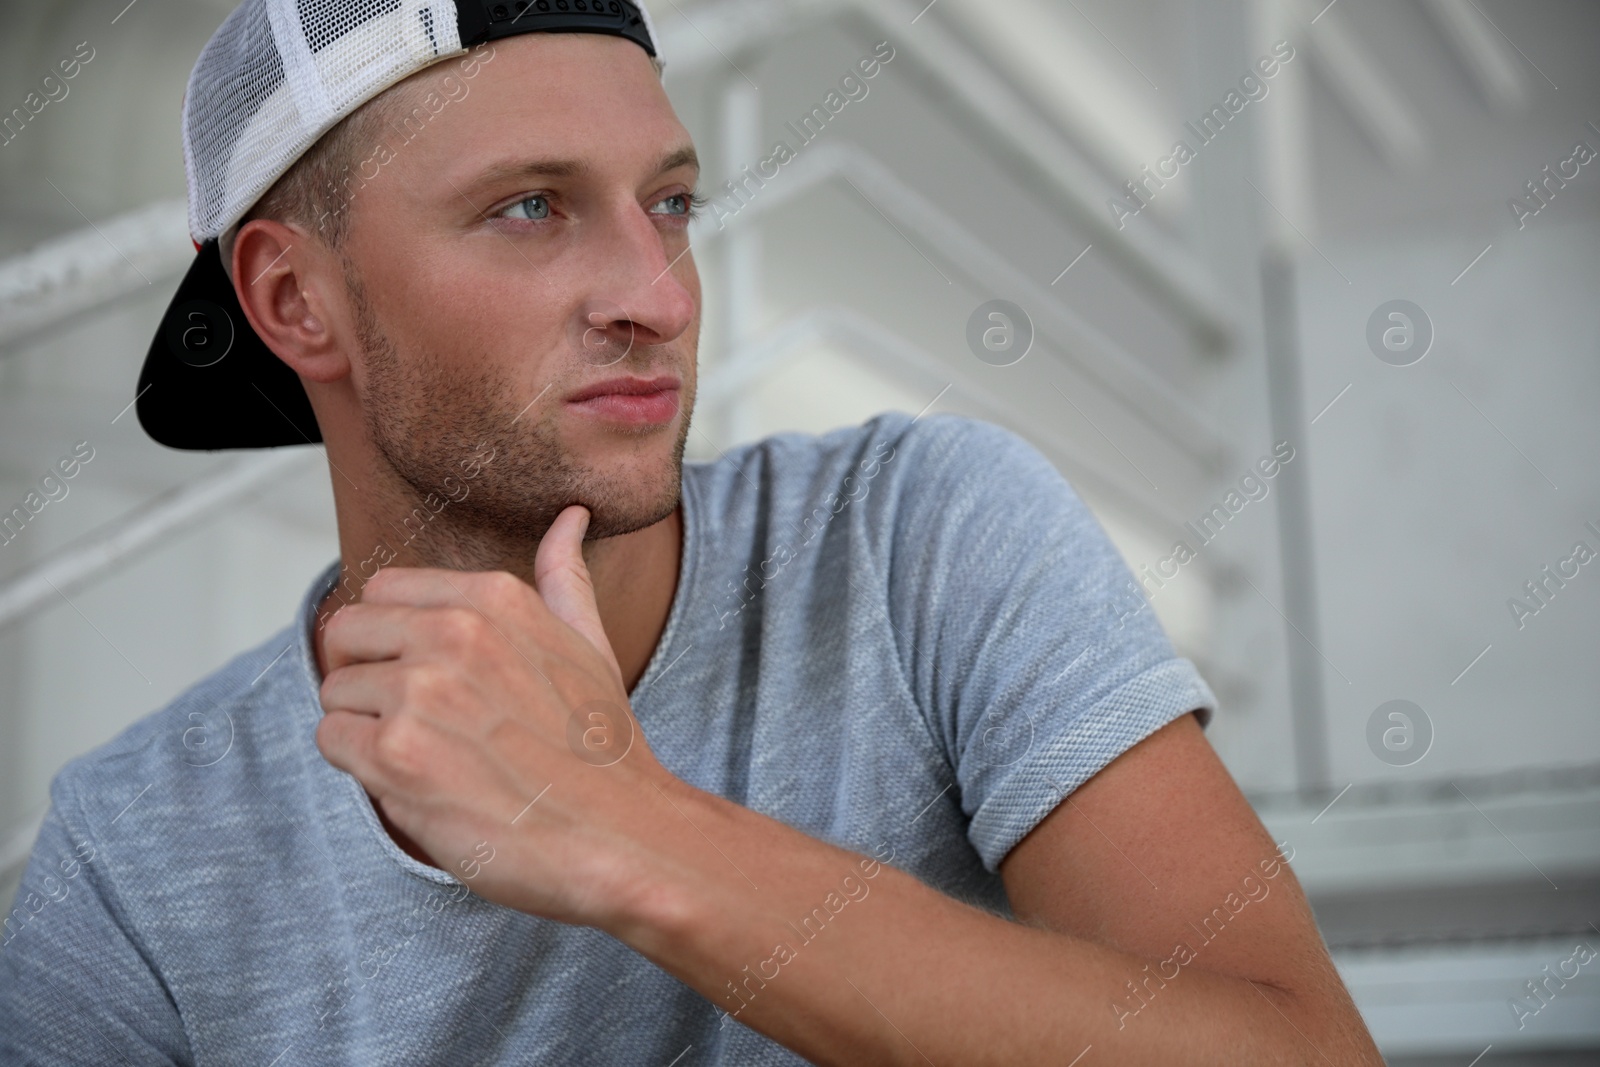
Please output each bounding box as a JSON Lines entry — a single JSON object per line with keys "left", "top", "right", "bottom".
{"left": 605, "top": 772, "right": 732, "bottom": 958}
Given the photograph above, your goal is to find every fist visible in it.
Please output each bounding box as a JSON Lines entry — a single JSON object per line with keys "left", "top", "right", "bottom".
{"left": 314, "top": 505, "right": 679, "bottom": 927}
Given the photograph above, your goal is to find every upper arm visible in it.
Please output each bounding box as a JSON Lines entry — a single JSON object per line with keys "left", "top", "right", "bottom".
{"left": 998, "top": 711, "right": 1337, "bottom": 997}
{"left": 880, "top": 414, "right": 1368, "bottom": 1048}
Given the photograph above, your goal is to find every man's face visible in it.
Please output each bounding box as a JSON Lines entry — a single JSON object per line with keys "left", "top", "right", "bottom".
{"left": 334, "top": 32, "right": 700, "bottom": 542}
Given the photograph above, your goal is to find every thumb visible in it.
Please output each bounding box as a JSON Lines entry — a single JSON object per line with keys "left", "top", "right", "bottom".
{"left": 533, "top": 505, "right": 622, "bottom": 681}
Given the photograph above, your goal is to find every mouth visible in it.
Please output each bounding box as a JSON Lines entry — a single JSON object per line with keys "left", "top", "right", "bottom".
{"left": 564, "top": 374, "right": 682, "bottom": 426}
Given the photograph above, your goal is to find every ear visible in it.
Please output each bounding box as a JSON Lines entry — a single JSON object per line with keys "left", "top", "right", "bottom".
{"left": 232, "top": 218, "right": 350, "bottom": 385}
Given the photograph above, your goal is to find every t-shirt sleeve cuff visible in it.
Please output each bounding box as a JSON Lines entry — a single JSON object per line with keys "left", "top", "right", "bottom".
{"left": 966, "top": 658, "right": 1217, "bottom": 873}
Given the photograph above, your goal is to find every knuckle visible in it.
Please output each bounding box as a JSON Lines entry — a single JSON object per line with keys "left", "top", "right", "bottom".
{"left": 481, "top": 569, "right": 523, "bottom": 604}
{"left": 434, "top": 607, "right": 483, "bottom": 648}
{"left": 323, "top": 604, "right": 357, "bottom": 642}
{"left": 396, "top": 665, "right": 444, "bottom": 710}
{"left": 374, "top": 717, "right": 429, "bottom": 778}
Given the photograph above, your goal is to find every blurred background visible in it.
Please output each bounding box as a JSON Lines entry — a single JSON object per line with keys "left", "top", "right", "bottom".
{"left": 1, "top": 0, "right": 1597, "bottom": 1060}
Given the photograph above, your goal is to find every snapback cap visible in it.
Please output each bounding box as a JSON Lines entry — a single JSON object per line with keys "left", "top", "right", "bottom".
{"left": 137, "top": 0, "right": 661, "bottom": 450}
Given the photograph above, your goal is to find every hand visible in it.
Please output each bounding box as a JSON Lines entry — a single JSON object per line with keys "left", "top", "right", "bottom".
{"left": 315, "top": 505, "right": 679, "bottom": 928}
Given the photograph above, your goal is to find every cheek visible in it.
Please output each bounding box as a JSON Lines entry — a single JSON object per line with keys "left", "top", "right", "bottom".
{"left": 351, "top": 230, "right": 536, "bottom": 347}
{"left": 384, "top": 265, "right": 574, "bottom": 381}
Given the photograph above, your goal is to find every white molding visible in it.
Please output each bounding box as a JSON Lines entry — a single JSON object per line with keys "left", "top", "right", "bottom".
{"left": 1338, "top": 939, "right": 1600, "bottom": 1054}
{"left": 1261, "top": 786, "right": 1600, "bottom": 894}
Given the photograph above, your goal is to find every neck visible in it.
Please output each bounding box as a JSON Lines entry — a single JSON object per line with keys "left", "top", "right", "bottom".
{"left": 310, "top": 462, "right": 683, "bottom": 694}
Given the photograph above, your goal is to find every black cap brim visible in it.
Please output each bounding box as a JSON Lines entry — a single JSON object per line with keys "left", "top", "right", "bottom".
{"left": 137, "top": 239, "right": 322, "bottom": 450}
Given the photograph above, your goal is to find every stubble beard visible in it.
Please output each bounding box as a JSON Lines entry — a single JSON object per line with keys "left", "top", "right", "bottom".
{"left": 347, "top": 265, "right": 691, "bottom": 559}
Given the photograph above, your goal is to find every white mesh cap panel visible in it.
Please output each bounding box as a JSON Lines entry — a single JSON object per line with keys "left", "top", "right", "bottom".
{"left": 183, "top": 0, "right": 464, "bottom": 242}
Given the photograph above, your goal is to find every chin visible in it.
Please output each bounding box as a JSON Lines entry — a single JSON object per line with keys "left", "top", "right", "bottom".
{"left": 577, "top": 480, "right": 681, "bottom": 541}
{"left": 561, "top": 428, "right": 687, "bottom": 540}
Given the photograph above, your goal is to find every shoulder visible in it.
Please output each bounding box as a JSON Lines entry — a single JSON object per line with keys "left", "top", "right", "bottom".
{"left": 685, "top": 411, "right": 1049, "bottom": 517}
{"left": 818, "top": 412, "right": 1091, "bottom": 557}
{"left": 45, "top": 620, "right": 311, "bottom": 826}
{"left": 681, "top": 413, "right": 1082, "bottom": 633}
{"left": 750, "top": 410, "right": 1038, "bottom": 473}
{"left": 680, "top": 411, "right": 1078, "bottom": 584}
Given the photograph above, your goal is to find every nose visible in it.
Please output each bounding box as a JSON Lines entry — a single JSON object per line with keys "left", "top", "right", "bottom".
{"left": 578, "top": 201, "right": 696, "bottom": 351}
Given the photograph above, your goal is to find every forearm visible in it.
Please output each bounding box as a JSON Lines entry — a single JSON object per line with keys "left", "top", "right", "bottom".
{"left": 609, "top": 777, "right": 1378, "bottom": 1067}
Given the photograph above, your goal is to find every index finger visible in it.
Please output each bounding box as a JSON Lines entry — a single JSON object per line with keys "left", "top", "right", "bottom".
{"left": 323, "top": 601, "right": 426, "bottom": 673}
{"left": 362, "top": 567, "right": 538, "bottom": 617}
{"left": 359, "top": 566, "right": 481, "bottom": 609}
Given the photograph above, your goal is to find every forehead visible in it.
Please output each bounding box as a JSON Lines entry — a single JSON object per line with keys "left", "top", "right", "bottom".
{"left": 382, "top": 32, "right": 683, "bottom": 176}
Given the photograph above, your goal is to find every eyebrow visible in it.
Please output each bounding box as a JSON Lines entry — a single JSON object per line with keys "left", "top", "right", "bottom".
{"left": 656, "top": 145, "right": 701, "bottom": 178}
{"left": 463, "top": 145, "right": 700, "bottom": 191}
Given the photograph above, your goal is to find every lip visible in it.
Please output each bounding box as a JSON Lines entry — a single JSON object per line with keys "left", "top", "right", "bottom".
{"left": 564, "top": 375, "right": 682, "bottom": 425}
{"left": 565, "top": 375, "right": 681, "bottom": 403}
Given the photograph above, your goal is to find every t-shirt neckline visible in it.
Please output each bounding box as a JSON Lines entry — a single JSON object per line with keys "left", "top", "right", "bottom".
{"left": 286, "top": 476, "right": 701, "bottom": 884}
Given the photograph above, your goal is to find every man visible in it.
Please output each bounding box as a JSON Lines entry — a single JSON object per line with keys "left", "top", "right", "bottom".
{"left": 0, "top": 1, "right": 1381, "bottom": 1063}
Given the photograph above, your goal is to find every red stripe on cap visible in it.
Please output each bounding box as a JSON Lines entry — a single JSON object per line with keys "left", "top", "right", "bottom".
{"left": 193, "top": 237, "right": 203, "bottom": 253}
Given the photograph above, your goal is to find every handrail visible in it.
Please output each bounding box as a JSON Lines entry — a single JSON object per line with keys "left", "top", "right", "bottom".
{"left": 0, "top": 449, "right": 318, "bottom": 632}
{"left": 0, "top": 199, "right": 190, "bottom": 349}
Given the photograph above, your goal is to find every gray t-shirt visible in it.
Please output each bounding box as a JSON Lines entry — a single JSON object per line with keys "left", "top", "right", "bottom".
{"left": 0, "top": 412, "right": 1214, "bottom": 1065}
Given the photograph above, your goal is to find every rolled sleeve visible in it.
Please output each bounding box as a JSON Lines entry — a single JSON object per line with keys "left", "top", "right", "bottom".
{"left": 967, "top": 657, "right": 1214, "bottom": 871}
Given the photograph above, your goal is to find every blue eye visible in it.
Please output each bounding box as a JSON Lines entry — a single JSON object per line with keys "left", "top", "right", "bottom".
{"left": 501, "top": 195, "right": 550, "bottom": 221}
{"left": 652, "top": 192, "right": 706, "bottom": 218}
